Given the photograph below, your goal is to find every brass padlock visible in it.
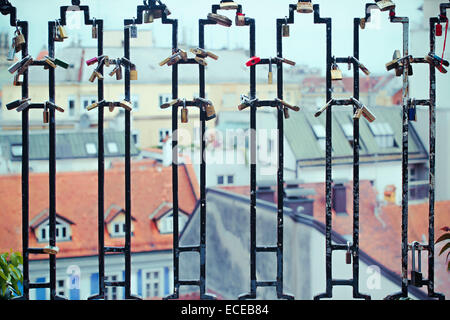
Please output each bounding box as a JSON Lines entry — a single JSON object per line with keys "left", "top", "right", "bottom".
{"left": 353, "top": 108, "right": 363, "bottom": 120}
{"left": 144, "top": 10, "right": 154, "bottom": 23}
{"left": 268, "top": 60, "right": 273, "bottom": 84}
{"left": 331, "top": 64, "right": 343, "bottom": 81}
{"left": 208, "top": 13, "right": 232, "bottom": 27}
{"left": 375, "top": 0, "right": 395, "bottom": 12}
{"left": 205, "top": 104, "right": 216, "bottom": 121}
{"left": 44, "top": 56, "right": 57, "bottom": 69}
{"left": 14, "top": 27, "right": 25, "bottom": 51}
{"left": 89, "top": 71, "right": 98, "bottom": 83}
{"left": 219, "top": 0, "right": 239, "bottom": 10}
{"left": 120, "top": 100, "right": 133, "bottom": 111}
{"left": 87, "top": 101, "right": 99, "bottom": 111}
{"left": 359, "top": 18, "right": 366, "bottom": 30}
{"left": 56, "top": 20, "right": 68, "bottom": 39}
{"left": 130, "top": 65, "right": 138, "bottom": 81}
{"left": 92, "top": 18, "right": 98, "bottom": 39}
{"left": 282, "top": 17, "right": 290, "bottom": 37}
{"left": 43, "top": 245, "right": 59, "bottom": 255}
{"left": 297, "top": 1, "right": 313, "bottom": 14}
{"left": 181, "top": 107, "right": 188, "bottom": 123}
{"left": 283, "top": 107, "right": 290, "bottom": 119}
{"left": 194, "top": 56, "right": 208, "bottom": 66}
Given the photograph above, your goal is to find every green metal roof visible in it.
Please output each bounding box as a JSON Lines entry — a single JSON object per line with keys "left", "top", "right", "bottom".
{"left": 0, "top": 130, "right": 140, "bottom": 161}
{"left": 284, "top": 106, "right": 427, "bottom": 165}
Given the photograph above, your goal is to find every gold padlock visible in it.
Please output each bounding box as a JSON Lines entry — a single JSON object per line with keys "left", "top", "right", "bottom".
{"left": 268, "top": 61, "right": 273, "bottom": 84}
{"left": 89, "top": 71, "right": 97, "bottom": 83}
{"left": 181, "top": 107, "right": 188, "bottom": 123}
{"left": 220, "top": 1, "right": 239, "bottom": 10}
{"left": 375, "top": 0, "right": 395, "bottom": 12}
{"left": 14, "top": 28, "right": 25, "bottom": 50}
{"left": 205, "top": 104, "right": 216, "bottom": 121}
{"left": 194, "top": 56, "right": 208, "bottom": 66}
{"left": 331, "top": 64, "right": 343, "bottom": 81}
{"left": 57, "top": 21, "right": 68, "bottom": 39}
{"left": 359, "top": 18, "right": 366, "bottom": 30}
{"left": 130, "top": 65, "right": 138, "bottom": 81}
{"left": 92, "top": 19, "right": 98, "bottom": 39}
{"left": 282, "top": 24, "right": 290, "bottom": 37}
{"left": 297, "top": 1, "right": 313, "bottom": 14}
{"left": 144, "top": 10, "right": 154, "bottom": 23}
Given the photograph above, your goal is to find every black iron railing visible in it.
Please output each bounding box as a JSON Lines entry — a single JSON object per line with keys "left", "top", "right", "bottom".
{"left": 0, "top": 0, "right": 447, "bottom": 300}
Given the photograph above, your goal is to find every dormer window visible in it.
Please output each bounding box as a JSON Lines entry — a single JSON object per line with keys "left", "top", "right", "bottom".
{"left": 312, "top": 124, "right": 326, "bottom": 151}
{"left": 30, "top": 210, "right": 74, "bottom": 243}
{"left": 149, "top": 201, "right": 189, "bottom": 234}
{"left": 105, "top": 205, "right": 136, "bottom": 238}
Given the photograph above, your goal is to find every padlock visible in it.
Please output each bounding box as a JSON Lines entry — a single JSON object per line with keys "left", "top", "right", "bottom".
{"left": 144, "top": 10, "right": 154, "bottom": 23}
{"left": 168, "top": 55, "right": 182, "bottom": 66}
{"left": 375, "top": 0, "right": 395, "bottom": 12}
{"left": 119, "top": 100, "right": 132, "bottom": 111}
{"left": 130, "top": 24, "right": 138, "bottom": 38}
{"left": 161, "top": 99, "right": 180, "bottom": 109}
{"left": 276, "top": 98, "right": 300, "bottom": 112}
{"left": 87, "top": 101, "right": 99, "bottom": 111}
{"left": 346, "top": 242, "right": 352, "bottom": 264}
{"left": 410, "top": 242, "right": 423, "bottom": 287}
{"left": 89, "top": 71, "right": 97, "bottom": 83}
{"left": 235, "top": 12, "right": 246, "bottom": 26}
{"left": 7, "top": 38, "right": 16, "bottom": 61}
{"left": 297, "top": 1, "right": 313, "bottom": 14}
{"left": 181, "top": 107, "right": 188, "bottom": 123}
{"left": 220, "top": 0, "right": 239, "bottom": 10}
{"left": 86, "top": 57, "right": 99, "bottom": 66}
{"left": 8, "top": 55, "right": 32, "bottom": 74}
{"left": 44, "top": 56, "right": 57, "bottom": 69}
{"left": 246, "top": 56, "right": 261, "bottom": 67}
{"left": 208, "top": 13, "right": 232, "bottom": 27}
{"left": 54, "top": 58, "right": 69, "bottom": 69}
{"left": 109, "top": 102, "right": 115, "bottom": 113}
{"left": 331, "top": 64, "right": 343, "bottom": 81}
{"left": 205, "top": 104, "right": 216, "bottom": 121}
{"left": 282, "top": 19, "right": 290, "bottom": 37}
{"left": 16, "top": 99, "right": 31, "bottom": 112}
{"left": 130, "top": 65, "right": 138, "bottom": 81}
{"left": 359, "top": 18, "right": 366, "bottom": 30}
{"left": 436, "top": 23, "right": 443, "bottom": 37}
{"left": 116, "top": 65, "right": 123, "bottom": 80}
{"left": 58, "top": 24, "right": 68, "bottom": 40}
{"left": 276, "top": 56, "right": 296, "bottom": 66}
{"left": 95, "top": 70, "right": 104, "bottom": 80}
{"left": 91, "top": 18, "right": 98, "bottom": 39}
{"left": 425, "top": 52, "right": 449, "bottom": 73}
{"left": 268, "top": 60, "right": 273, "bottom": 84}
{"left": 14, "top": 27, "right": 25, "bottom": 50}
{"left": 109, "top": 65, "right": 119, "bottom": 77}
{"left": 314, "top": 99, "right": 333, "bottom": 117}
{"left": 43, "top": 104, "right": 49, "bottom": 124}
{"left": 191, "top": 48, "right": 219, "bottom": 60}
{"left": 13, "top": 73, "right": 22, "bottom": 86}
{"left": 353, "top": 108, "right": 363, "bottom": 120}
{"left": 43, "top": 245, "right": 59, "bottom": 255}
{"left": 6, "top": 98, "right": 30, "bottom": 110}
{"left": 283, "top": 107, "right": 290, "bottom": 119}
{"left": 194, "top": 56, "right": 208, "bottom": 66}
{"left": 408, "top": 99, "right": 417, "bottom": 121}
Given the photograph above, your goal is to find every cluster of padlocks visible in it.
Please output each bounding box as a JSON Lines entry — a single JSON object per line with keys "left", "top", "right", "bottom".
{"left": 0, "top": 0, "right": 448, "bottom": 300}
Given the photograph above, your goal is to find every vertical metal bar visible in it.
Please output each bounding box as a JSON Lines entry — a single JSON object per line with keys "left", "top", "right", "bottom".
{"left": 427, "top": 16, "right": 445, "bottom": 300}
{"left": 20, "top": 20, "right": 30, "bottom": 300}
{"left": 124, "top": 23, "right": 132, "bottom": 300}
{"left": 97, "top": 19, "right": 105, "bottom": 299}
{"left": 48, "top": 20, "right": 57, "bottom": 301}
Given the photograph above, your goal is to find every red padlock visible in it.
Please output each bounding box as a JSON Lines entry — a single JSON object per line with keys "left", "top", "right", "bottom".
{"left": 246, "top": 56, "right": 261, "bottom": 67}
{"left": 436, "top": 24, "right": 443, "bottom": 37}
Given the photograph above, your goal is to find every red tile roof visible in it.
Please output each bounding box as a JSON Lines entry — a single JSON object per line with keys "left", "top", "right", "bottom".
{"left": 0, "top": 162, "right": 199, "bottom": 259}
{"left": 302, "top": 76, "right": 389, "bottom": 94}
{"left": 221, "top": 181, "right": 450, "bottom": 297}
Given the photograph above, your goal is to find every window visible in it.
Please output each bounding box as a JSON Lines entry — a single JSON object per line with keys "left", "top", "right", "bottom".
{"left": 143, "top": 270, "right": 161, "bottom": 298}
{"left": 105, "top": 275, "right": 119, "bottom": 300}
{"left": 368, "top": 122, "right": 396, "bottom": 148}
{"left": 159, "top": 94, "right": 171, "bottom": 106}
{"left": 227, "top": 175, "right": 234, "bottom": 184}
{"left": 68, "top": 97, "right": 75, "bottom": 116}
{"left": 160, "top": 214, "right": 173, "bottom": 234}
{"left": 217, "top": 175, "right": 224, "bottom": 185}
{"left": 11, "top": 144, "right": 22, "bottom": 157}
{"left": 111, "top": 222, "right": 126, "bottom": 237}
{"left": 132, "top": 130, "right": 140, "bottom": 146}
{"left": 158, "top": 128, "right": 170, "bottom": 146}
{"left": 38, "top": 221, "right": 71, "bottom": 242}
{"left": 312, "top": 124, "right": 326, "bottom": 151}
{"left": 81, "top": 96, "right": 97, "bottom": 111}
{"left": 57, "top": 279, "right": 66, "bottom": 297}
{"left": 85, "top": 143, "right": 97, "bottom": 155}
{"left": 107, "top": 142, "right": 119, "bottom": 154}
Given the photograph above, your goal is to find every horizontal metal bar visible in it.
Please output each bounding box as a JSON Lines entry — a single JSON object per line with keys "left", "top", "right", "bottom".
{"left": 414, "top": 99, "right": 431, "bottom": 106}
{"left": 331, "top": 244, "right": 351, "bottom": 251}
{"left": 29, "top": 282, "right": 50, "bottom": 289}
{"left": 27, "top": 248, "right": 46, "bottom": 254}
{"left": 104, "top": 246, "right": 125, "bottom": 253}
{"left": 257, "top": 100, "right": 279, "bottom": 107}
{"left": 28, "top": 103, "right": 45, "bottom": 109}
{"left": 412, "top": 58, "right": 428, "bottom": 64}
{"left": 333, "top": 99, "right": 353, "bottom": 106}
{"left": 178, "top": 246, "right": 200, "bottom": 253}
{"left": 256, "top": 246, "right": 278, "bottom": 252}
{"left": 178, "top": 280, "right": 201, "bottom": 286}
{"left": 256, "top": 281, "right": 278, "bottom": 287}
{"left": 331, "top": 279, "right": 354, "bottom": 286}
{"left": 104, "top": 281, "right": 126, "bottom": 287}
{"left": 177, "top": 59, "right": 199, "bottom": 65}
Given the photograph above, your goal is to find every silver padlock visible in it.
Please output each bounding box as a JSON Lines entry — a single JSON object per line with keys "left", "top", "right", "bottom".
{"left": 130, "top": 18, "right": 138, "bottom": 38}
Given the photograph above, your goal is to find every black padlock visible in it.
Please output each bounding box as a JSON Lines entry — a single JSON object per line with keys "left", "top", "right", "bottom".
{"left": 410, "top": 242, "right": 423, "bottom": 288}
{"left": 346, "top": 241, "right": 352, "bottom": 265}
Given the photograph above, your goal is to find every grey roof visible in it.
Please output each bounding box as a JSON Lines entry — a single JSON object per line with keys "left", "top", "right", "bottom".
{"left": 28, "top": 45, "right": 306, "bottom": 85}
{"left": 284, "top": 106, "right": 428, "bottom": 165}
{"left": 0, "top": 130, "right": 139, "bottom": 161}
{"left": 179, "top": 187, "right": 428, "bottom": 300}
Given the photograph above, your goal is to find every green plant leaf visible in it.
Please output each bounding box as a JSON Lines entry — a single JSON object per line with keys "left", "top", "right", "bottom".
{"left": 436, "top": 233, "right": 450, "bottom": 244}
{"left": 0, "top": 255, "right": 8, "bottom": 274}
{"left": 1, "top": 282, "right": 6, "bottom": 297}
{"left": 439, "top": 242, "right": 450, "bottom": 256}
{"left": 10, "top": 252, "right": 19, "bottom": 268}
{"left": 0, "top": 270, "right": 7, "bottom": 281}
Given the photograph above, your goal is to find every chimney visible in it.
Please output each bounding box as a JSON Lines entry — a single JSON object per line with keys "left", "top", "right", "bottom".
{"left": 332, "top": 179, "right": 347, "bottom": 215}
{"left": 256, "top": 180, "right": 275, "bottom": 203}
{"left": 284, "top": 180, "right": 316, "bottom": 217}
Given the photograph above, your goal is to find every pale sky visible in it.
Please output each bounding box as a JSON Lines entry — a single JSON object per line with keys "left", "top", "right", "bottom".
{"left": 0, "top": 0, "right": 427, "bottom": 74}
